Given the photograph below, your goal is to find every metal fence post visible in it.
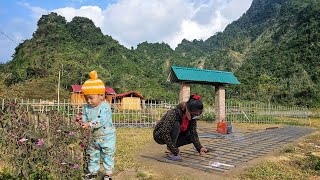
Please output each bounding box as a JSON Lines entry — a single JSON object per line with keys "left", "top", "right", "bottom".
{"left": 1, "top": 99, "right": 4, "bottom": 111}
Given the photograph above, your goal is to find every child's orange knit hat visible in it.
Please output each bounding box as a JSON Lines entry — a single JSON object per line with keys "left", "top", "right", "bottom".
{"left": 81, "top": 70, "right": 105, "bottom": 95}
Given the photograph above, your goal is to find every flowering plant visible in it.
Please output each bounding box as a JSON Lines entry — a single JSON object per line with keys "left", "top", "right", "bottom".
{"left": 0, "top": 101, "right": 92, "bottom": 179}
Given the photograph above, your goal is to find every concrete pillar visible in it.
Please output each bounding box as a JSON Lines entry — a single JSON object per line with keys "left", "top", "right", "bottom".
{"left": 179, "top": 83, "right": 190, "bottom": 103}
{"left": 215, "top": 84, "right": 225, "bottom": 122}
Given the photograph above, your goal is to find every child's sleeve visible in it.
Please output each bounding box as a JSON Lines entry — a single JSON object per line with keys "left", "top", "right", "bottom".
{"left": 89, "top": 104, "right": 112, "bottom": 129}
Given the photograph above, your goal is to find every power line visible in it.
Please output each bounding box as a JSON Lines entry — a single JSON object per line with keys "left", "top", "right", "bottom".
{"left": 0, "top": 30, "right": 18, "bottom": 44}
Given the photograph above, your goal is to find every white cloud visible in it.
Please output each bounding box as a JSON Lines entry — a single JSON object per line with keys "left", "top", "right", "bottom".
{"left": 53, "top": 6, "right": 105, "bottom": 27}
{"left": 24, "top": 0, "right": 253, "bottom": 49}
{"left": 1, "top": 0, "right": 252, "bottom": 62}
{"left": 102, "top": 0, "right": 191, "bottom": 47}
{"left": 166, "top": 10, "right": 228, "bottom": 48}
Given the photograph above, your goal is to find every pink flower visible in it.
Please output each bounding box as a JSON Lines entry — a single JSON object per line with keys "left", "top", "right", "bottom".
{"left": 81, "top": 143, "right": 85, "bottom": 148}
{"left": 68, "top": 131, "right": 75, "bottom": 136}
{"left": 72, "top": 164, "right": 79, "bottom": 169}
{"left": 18, "top": 138, "right": 28, "bottom": 144}
{"left": 36, "top": 138, "right": 45, "bottom": 146}
{"left": 75, "top": 116, "right": 80, "bottom": 122}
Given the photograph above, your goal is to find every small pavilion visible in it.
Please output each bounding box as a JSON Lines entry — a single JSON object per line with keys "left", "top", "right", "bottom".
{"left": 168, "top": 66, "right": 240, "bottom": 122}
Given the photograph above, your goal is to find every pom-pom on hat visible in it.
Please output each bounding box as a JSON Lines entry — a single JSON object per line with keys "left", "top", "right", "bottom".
{"left": 81, "top": 70, "right": 105, "bottom": 95}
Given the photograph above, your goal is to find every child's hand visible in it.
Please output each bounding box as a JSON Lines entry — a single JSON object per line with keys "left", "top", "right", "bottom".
{"left": 75, "top": 114, "right": 82, "bottom": 123}
{"left": 82, "top": 122, "right": 91, "bottom": 130}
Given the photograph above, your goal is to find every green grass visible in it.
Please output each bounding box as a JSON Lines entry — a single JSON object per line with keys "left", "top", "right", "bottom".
{"left": 310, "top": 118, "right": 320, "bottom": 128}
{"left": 2, "top": 118, "right": 320, "bottom": 179}
{"left": 115, "top": 128, "right": 153, "bottom": 171}
{"left": 282, "top": 146, "right": 298, "bottom": 153}
{"left": 136, "top": 171, "right": 154, "bottom": 179}
{"left": 238, "top": 161, "right": 310, "bottom": 180}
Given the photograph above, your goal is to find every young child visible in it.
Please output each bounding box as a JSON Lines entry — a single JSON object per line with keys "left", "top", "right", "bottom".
{"left": 81, "top": 70, "right": 116, "bottom": 180}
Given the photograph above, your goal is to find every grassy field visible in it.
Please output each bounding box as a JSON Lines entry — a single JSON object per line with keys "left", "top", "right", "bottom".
{"left": 1, "top": 118, "right": 320, "bottom": 179}
{"left": 115, "top": 128, "right": 153, "bottom": 171}
{"left": 114, "top": 119, "right": 320, "bottom": 179}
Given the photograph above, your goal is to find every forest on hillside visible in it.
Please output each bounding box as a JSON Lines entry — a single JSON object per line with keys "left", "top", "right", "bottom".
{"left": 0, "top": 0, "right": 319, "bottom": 107}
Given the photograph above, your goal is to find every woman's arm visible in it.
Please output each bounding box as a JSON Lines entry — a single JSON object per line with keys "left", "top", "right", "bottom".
{"left": 189, "top": 120, "right": 202, "bottom": 153}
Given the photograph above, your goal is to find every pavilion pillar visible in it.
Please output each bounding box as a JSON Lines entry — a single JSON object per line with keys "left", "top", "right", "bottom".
{"left": 179, "top": 83, "right": 190, "bottom": 103}
{"left": 215, "top": 84, "right": 226, "bottom": 122}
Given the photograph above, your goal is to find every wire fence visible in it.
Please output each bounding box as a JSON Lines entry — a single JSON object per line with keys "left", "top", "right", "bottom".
{"left": 226, "top": 101, "right": 309, "bottom": 125}
{"left": 199, "top": 101, "right": 309, "bottom": 125}
{"left": 0, "top": 99, "right": 310, "bottom": 126}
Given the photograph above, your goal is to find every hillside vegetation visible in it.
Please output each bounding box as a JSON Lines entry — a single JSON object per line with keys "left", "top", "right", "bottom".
{"left": 1, "top": 0, "right": 319, "bottom": 107}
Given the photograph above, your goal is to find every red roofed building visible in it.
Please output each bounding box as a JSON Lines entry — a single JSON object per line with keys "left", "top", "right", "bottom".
{"left": 115, "top": 91, "right": 144, "bottom": 99}
{"left": 71, "top": 85, "right": 82, "bottom": 92}
{"left": 106, "top": 87, "right": 116, "bottom": 95}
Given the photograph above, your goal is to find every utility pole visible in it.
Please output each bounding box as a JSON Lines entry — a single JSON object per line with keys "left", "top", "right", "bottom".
{"left": 58, "top": 70, "right": 61, "bottom": 111}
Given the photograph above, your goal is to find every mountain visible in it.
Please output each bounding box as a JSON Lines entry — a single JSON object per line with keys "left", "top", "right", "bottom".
{"left": 0, "top": 13, "right": 182, "bottom": 100}
{"left": 1, "top": 0, "right": 320, "bottom": 107}
{"left": 176, "top": 0, "right": 320, "bottom": 106}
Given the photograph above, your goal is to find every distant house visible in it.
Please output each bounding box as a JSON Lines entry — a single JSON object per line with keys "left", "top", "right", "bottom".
{"left": 114, "top": 91, "right": 144, "bottom": 111}
{"left": 70, "top": 85, "right": 84, "bottom": 107}
{"left": 105, "top": 87, "right": 117, "bottom": 103}
{"left": 70, "top": 85, "right": 116, "bottom": 107}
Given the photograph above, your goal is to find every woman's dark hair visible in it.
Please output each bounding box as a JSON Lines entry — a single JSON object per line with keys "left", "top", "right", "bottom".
{"left": 187, "top": 94, "right": 203, "bottom": 112}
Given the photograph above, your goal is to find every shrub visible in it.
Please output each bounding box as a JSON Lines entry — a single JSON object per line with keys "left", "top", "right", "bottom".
{"left": 302, "top": 155, "right": 320, "bottom": 171}
{"left": 0, "top": 101, "right": 92, "bottom": 179}
{"left": 202, "top": 113, "right": 215, "bottom": 122}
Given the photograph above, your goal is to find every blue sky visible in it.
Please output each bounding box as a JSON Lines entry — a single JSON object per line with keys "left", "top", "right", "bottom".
{"left": 0, "top": 0, "right": 252, "bottom": 63}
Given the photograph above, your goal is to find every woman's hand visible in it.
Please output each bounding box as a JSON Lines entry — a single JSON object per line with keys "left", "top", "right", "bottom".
{"left": 200, "top": 146, "right": 208, "bottom": 155}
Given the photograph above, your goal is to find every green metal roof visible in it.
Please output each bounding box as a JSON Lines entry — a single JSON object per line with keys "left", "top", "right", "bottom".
{"left": 168, "top": 66, "right": 240, "bottom": 85}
